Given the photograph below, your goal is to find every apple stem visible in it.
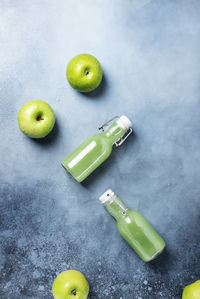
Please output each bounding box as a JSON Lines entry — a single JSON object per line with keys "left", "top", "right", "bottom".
{"left": 85, "top": 70, "right": 89, "bottom": 75}
{"left": 71, "top": 289, "right": 76, "bottom": 296}
{"left": 37, "top": 116, "right": 44, "bottom": 121}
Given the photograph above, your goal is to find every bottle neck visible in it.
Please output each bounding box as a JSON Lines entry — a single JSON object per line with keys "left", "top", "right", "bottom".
{"left": 104, "top": 194, "right": 128, "bottom": 221}
{"left": 102, "top": 121, "right": 127, "bottom": 145}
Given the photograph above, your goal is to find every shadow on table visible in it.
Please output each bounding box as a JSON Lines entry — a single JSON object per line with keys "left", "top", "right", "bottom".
{"left": 81, "top": 129, "right": 136, "bottom": 188}
{"left": 79, "top": 73, "right": 108, "bottom": 99}
{"left": 147, "top": 248, "right": 172, "bottom": 273}
{"left": 30, "top": 120, "right": 60, "bottom": 147}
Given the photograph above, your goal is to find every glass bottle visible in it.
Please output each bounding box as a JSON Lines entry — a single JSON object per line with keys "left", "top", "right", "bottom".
{"left": 99, "top": 189, "right": 165, "bottom": 262}
{"left": 62, "top": 116, "right": 132, "bottom": 183}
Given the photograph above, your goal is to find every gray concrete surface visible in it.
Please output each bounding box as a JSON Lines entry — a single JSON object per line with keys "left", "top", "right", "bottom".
{"left": 0, "top": 0, "right": 200, "bottom": 298}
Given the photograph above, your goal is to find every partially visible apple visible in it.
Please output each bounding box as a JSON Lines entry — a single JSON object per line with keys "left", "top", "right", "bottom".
{"left": 52, "top": 270, "right": 89, "bottom": 299}
{"left": 66, "top": 54, "right": 103, "bottom": 92}
{"left": 182, "top": 280, "right": 200, "bottom": 299}
{"left": 18, "top": 100, "right": 55, "bottom": 138}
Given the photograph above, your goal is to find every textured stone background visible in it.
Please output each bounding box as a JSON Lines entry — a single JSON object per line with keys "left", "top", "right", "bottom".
{"left": 0, "top": 0, "right": 200, "bottom": 298}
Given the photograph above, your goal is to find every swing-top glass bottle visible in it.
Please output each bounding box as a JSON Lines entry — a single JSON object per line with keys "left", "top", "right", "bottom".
{"left": 99, "top": 189, "right": 165, "bottom": 262}
{"left": 62, "top": 115, "right": 132, "bottom": 182}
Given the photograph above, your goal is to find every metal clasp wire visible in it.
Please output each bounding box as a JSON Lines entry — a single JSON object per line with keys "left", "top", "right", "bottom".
{"left": 115, "top": 127, "right": 133, "bottom": 147}
{"left": 98, "top": 116, "right": 133, "bottom": 147}
{"left": 98, "top": 116, "right": 119, "bottom": 132}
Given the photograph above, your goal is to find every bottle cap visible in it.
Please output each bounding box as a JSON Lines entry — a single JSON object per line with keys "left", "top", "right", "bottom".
{"left": 99, "top": 189, "right": 115, "bottom": 203}
{"left": 117, "top": 115, "right": 132, "bottom": 130}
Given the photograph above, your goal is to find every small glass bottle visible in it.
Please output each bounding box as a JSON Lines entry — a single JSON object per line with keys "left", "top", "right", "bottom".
{"left": 99, "top": 189, "right": 165, "bottom": 262}
{"left": 62, "top": 116, "right": 132, "bottom": 183}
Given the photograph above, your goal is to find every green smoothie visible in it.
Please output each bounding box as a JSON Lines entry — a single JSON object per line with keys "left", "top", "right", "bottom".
{"left": 62, "top": 116, "right": 132, "bottom": 182}
{"left": 99, "top": 189, "right": 165, "bottom": 262}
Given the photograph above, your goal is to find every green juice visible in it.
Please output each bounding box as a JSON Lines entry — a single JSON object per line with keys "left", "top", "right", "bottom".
{"left": 62, "top": 116, "right": 132, "bottom": 182}
{"left": 99, "top": 190, "right": 165, "bottom": 262}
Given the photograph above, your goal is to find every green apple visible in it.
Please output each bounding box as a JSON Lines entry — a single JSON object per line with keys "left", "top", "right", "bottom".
{"left": 66, "top": 54, "right": 103, "bottom": 92}
{"left": 18, "top": 100, "right": 55, "bottom": 138}
{"left": 182, "top": 280, "right": 200, "bottom": 299}
{"left": 52, "top": 270, "right": 89, "bottom": 299}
